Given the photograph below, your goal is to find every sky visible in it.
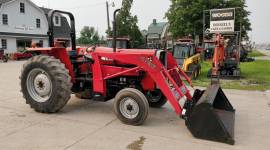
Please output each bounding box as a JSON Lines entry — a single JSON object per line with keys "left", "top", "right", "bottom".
{"left": 31, "top": 0, "right": 269, "bottom": 44}
{"left": 246, "top": 0, "right": 269, "bottom": 44}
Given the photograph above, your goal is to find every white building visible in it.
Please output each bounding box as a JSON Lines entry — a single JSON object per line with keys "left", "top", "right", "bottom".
{"left": 0, "top": 0, "right": 71, "bottom": 53}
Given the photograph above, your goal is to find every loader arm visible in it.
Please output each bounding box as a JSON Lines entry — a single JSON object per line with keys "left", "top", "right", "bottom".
{"left": 91, "top": 50, "right": 193, "bottom": 115}
{"left": 91, "top": 48, "right": 235, "bottom": 145}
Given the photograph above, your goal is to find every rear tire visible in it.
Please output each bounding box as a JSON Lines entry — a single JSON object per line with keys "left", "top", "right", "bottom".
{"left": 20, "top": 55, "right": 72, "bottom": 113}
{"left": 145, "top": 90, "right": 167, "bottom": 108}
{"left": 114, "top": 88, "right": 149, "bottom": 126}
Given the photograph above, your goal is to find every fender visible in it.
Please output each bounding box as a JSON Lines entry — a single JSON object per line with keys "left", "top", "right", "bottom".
{"left": 27, "top": 47, "right": 75, "bottom": 83}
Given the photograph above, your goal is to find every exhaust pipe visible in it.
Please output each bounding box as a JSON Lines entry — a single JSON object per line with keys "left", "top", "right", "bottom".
{"left": 113, "top": 9, "right": 121, "bottom": 52}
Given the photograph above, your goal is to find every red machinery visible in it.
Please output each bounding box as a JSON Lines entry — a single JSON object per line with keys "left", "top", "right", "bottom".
{"left": 208, "top": 34, "right": 241, "bottom": 79}
{"left": 13, "top": 52, "right": 32, "bottom": 60}
{"left": 212, "top": 34, "right": 225, "bottom": 76}
{"left": 0, "top": 49, "right": 8, "bottom": 63}
{"left": 21, "top": 10, "right": 235, "bottom": 145}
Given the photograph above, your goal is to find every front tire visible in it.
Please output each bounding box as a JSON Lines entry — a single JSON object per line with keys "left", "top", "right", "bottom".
{"left": 114, "top": 88, "right": 149, "bottom": 126}
{"left": 20, "top": 55, "right": 72, "bottom": 113}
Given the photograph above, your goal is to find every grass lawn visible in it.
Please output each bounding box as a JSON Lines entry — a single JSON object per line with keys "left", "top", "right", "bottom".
{"left": 193, "top": 60, "right": 270, "bottom": 91}
{"left": 248, "top": 50, "right": 266, "bottom": 57}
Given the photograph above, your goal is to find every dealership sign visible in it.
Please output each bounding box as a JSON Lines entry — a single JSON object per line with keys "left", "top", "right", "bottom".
{"left": 210, "top": 8, "right": 235, "bottom": 33}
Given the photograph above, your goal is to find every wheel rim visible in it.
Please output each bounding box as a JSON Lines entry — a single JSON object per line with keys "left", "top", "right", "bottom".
{"left": 26, "top": 68, "right": 52, "bottom": 103}
{"left": 119, "top": 97, "right": 139, "bottom": 119}
{"left": 147, "top": 91, "right": 162, "bottom": 103}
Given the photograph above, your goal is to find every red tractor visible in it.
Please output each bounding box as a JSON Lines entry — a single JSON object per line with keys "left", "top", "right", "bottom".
{"left": 13, "top": 52, "right": 33, "bottom": 60}
{"left": 21, "top": 10, "right": 235, "bottom": 145}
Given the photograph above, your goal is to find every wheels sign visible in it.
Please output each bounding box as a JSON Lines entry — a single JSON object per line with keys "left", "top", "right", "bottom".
{"left": 210, "top": 8, "right": 235, "bottom": 33}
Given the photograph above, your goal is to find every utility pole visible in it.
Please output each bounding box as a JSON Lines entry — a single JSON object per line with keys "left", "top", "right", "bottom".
{"left": 106, "top": 1, "right": 111, "bottom": 32}
{"left": 202, "top": 10, "right": 208, "bottom": 49}
{"left": 203, "top": 10, "right": 205, "bottom": 41}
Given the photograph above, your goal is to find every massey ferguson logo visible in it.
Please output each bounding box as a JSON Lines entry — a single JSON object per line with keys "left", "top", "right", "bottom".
{"left": 140, "top": 56, "right": 156, "bottom": 69}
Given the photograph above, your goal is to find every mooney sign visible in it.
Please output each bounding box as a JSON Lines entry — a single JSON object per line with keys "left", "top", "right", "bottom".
{"left": 210, "top": 8, "right": 235, "bottom": 33}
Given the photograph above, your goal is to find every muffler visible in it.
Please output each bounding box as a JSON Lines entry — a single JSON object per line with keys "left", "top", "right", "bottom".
{"left": 184, "top": 84, "right": 235, "bottom": 145}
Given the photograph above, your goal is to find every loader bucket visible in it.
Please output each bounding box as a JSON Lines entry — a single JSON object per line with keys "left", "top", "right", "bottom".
{"left": 185, "top": 84, "right": 235, "bottom": 145}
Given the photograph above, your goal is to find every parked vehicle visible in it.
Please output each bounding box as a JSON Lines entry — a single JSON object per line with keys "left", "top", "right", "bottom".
{"left": 208, "top": 34, "right": 241, "bottom": 79}
{"left": 0, "top": 49, "right": 8, "bottom": 63}
{"left": 240, "top": 46, "right": 255, "bottom": 62}
{"left": 21, "top": 9, "right": 235, "bottom": 145}
{"left": 172, "top": 39, "right": 201, "bottom": 79}
{"left": 13, "top": 52, "right": 33, "bottom": 60}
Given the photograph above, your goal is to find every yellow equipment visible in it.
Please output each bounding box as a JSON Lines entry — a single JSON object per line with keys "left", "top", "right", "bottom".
{"left": 172, "top": 39, "right": 201, "bottom": 79}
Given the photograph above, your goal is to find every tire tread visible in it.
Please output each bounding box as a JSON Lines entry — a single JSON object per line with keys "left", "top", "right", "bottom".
{"left": 20, "top": 55, "right": 72, "bottom": 113}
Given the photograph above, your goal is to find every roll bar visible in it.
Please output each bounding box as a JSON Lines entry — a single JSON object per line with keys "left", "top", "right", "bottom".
{"left": 47, "top": 10, "right": 76, "bottom": 50}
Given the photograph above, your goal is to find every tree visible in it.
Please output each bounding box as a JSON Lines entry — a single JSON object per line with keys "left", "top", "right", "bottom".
{"left": 108, "top": 0, "right": 144, "bottom": 48}
{"left": 99, "top": 35, "right": 106, "bottom": 45}
{"left": 77, "top": 26, "right": 100, "bottom": 45}
{"left": 166, "top": 0, "right": 251, "bottom": 39}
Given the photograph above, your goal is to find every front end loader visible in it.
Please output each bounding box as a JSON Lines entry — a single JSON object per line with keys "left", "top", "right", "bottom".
{"left": 21, "top": 9, "right": 235, "bottom": 145}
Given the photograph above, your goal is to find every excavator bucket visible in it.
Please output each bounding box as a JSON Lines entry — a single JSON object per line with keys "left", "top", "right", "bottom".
{"left": 185, "top": 84, "right": 235, "bottom": 145}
